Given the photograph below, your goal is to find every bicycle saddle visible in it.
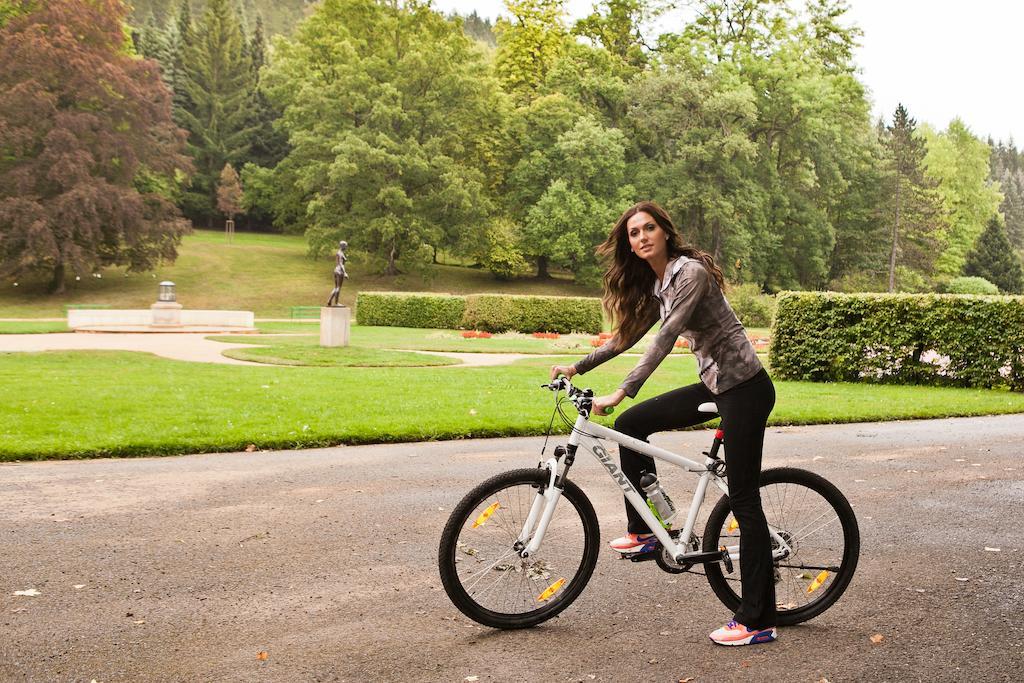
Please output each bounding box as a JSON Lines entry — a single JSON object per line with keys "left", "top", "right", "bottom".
{"left": 698, "top": 402, "right": 719, "bottom": 414}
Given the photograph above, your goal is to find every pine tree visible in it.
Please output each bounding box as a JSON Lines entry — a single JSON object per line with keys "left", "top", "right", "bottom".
{"left": 178, "top": 0, "right": 256, "bottom": 225}
{"left": 990, "top": 138, "right": 1024, "bottom": 250}
{"left": 246, "top": 13, "right": 286, "bottom": 169}
{"left": 881, "top": 104, "right": 945, "bottom": 291}
{"left": 963, "top": 216, "right": 1024, "bottom": 293}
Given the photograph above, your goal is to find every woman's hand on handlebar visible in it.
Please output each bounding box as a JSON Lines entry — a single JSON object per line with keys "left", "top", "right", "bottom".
{"left": 592, "top": 389, "right": 626, "bottom": 417}
{"left": 549, "top": 364, "right": 577, "bottom": 381}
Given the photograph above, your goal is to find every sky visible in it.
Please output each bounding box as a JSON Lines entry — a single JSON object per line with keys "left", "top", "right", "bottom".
{"left": 432, "top": 0, "right": 1024, "bottom": 145}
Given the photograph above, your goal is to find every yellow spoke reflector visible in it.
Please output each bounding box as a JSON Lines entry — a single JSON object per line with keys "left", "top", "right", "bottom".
{"left": 727, "top": 518, "right": 739, "bottom": 533}
{"left": 537, "top": 578, "right": 566, "bottom": 602}
{"left": 806, "top": 570, "right": 830, "bottom": 594}
{"left": 472, "top": 502, "right": 501, "bottom": 528}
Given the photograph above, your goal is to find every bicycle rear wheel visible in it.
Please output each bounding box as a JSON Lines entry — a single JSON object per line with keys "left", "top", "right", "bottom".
{"left": 438, "top": 468, "right": 600, "bottom": 629}
{"left": 703, "top": 467, "right": 859, "bottom": 626}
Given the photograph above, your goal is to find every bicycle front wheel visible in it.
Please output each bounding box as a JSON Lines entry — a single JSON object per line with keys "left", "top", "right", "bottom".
{"left": 438, "top": 468, "right": 600, "bottom": 629}
{"left": 703, "top": 467, "right": 860, "bottom": 626}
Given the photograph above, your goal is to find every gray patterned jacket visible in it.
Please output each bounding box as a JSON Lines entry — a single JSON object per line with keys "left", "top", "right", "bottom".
{"left": 573, "top": 256, "right": 762, "bottom": 397}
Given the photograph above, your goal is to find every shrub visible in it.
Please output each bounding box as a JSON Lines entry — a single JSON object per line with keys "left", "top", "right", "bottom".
{"left": 355, "top": 292, "right": 465, "bottom": 329}
{"left": 462, "top": 294, "right": 602, "bottom": 333}
{"left": 770, "top": 291, "right": 1024, "bottom": 390}
{"left": 943, "top": 276, "right": 1000, "bottom": 295}
{"left": 726, "top": 283, "right": 776, "bottom": 327}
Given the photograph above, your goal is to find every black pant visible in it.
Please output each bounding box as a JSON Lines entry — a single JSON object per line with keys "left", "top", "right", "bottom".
{"left": 613, "top": 369, "right": 777, "bottom": 629}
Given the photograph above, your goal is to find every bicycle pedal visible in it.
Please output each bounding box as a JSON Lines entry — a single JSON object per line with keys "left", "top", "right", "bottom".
{"left": 719, "top": 545, "right": 734, "bottom": 574}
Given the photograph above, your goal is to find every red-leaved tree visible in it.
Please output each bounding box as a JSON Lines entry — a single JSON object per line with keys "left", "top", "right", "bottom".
{"left": 0, "top": 0, "right": 192, "bottom": 293}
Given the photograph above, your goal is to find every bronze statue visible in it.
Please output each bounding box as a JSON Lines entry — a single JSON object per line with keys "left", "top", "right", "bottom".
{"left": 326, "top": 240, "right": 348, "bottom": 307}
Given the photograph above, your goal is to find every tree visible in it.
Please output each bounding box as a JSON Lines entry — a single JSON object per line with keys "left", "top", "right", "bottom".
{"left": 495, "top": 0, "right": 569, "bottom": 104}
{"left": 963, "top": 216, "right": 1024, "bottom": 293}
{"left": 572, "top": 0, "right": 651, "bottom": 68}
{"left": 0, "top": 0, "right": 191, "bottom": 294}
{"left": 880, "top": 104, "right": 945, "bottom": 292}
{"left": 923, "top": 119, "right": 1003, "bottom": 277}
{"left": 216, "top": 163, "right": 244, "bottom": 220}
{"left": 177, "top": 0, "right": 256, "bottom": 225}
{"left": 261, "top": 0, "right": 505, "bottom": 274}
{"left": 990, "top": 139, "right": 1024, "bottom": 250}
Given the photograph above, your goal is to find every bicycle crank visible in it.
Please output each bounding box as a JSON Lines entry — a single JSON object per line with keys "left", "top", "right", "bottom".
{"left": 656, "top": 531, "right": 700, "bottom": 574}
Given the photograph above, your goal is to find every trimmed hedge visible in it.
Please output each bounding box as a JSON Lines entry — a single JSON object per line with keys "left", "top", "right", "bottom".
{"left": 355, "top": 291, "right": 603, "bottom": 333}
{"left": 462, "top": 294, "right": 602, "bottom": 334}
{"left": 355, "top": 292, "right": 465, "bottom": 329}
{"left": 769, "top": 291, "right": 1024, "bottom": 390}
{"left": 944, "top": 276, "right": 999, "bottom": 295}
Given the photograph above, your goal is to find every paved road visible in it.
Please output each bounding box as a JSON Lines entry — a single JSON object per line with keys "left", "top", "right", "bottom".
{"left": 2, "top": 417, "right": 1022, "bottom": 682}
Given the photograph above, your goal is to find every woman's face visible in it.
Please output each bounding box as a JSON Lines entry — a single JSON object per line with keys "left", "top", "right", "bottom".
{"left": 626, "top": 211, "right": 668, "bottom": 263}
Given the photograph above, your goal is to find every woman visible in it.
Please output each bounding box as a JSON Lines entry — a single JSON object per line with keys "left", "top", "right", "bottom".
{"left": 326, "top": 240, "right": 348, "bottom": 307}
{"left": 550, "top": 201, "right": 777, "bottom": 646}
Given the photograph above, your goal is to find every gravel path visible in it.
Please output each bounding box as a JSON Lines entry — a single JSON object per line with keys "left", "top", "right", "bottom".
{"left": 2, "top": 416, "right": 1022, "bottom": 681}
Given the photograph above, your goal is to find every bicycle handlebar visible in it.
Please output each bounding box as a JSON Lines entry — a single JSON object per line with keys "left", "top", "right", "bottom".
{"left": 541, "top": 377, "right": 614, "bottom": 415}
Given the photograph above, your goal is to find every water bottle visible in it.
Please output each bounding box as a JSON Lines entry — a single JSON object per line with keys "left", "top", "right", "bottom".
{"left": 639, "top": 471, "right": 677, "bottom": 529}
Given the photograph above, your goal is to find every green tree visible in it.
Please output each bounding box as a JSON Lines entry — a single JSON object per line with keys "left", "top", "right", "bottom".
{"left": 261, "top": 0, "right": 505, "bottom": 274}
{"left": 572, "top": 0, "right": 651, "bottom": 68}
{"left": 495, "top": 0, "right": 569, "bottom": 104}
{"left": 963, "top": 216, "right": 1024, "bottom": 293}
{"left": 990, "top": 139, "right": 1024, "bottom": 250}
{"left": 923, "top": 119, "right": 1003, "bottom": 276}
{"left": 177, "top": 0, "right": 256, "bottom": 225}
{"left": 880, "top": 104, "right": 945, "bottom": 292}
{"left": 0, "top": 0, "right": 191, "bottom": 293}
{"left": 520, "top": 116, "right": 634, "bottom": 283}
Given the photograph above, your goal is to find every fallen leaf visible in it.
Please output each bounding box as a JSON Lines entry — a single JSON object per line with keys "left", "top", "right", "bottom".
{"left": 256, "top": 651, "right": 269, "bottom": 661}
{"left": 870, "top": 634, "right": 884, "bottom": 644}
{"left": 133, "top": 620, "right": 145, "bottom": 625}
{"left": 13, "top": 589, "right": 40, "bottom": 597}
{"left": 245, "top": 444, "right": 257, "bottom": 453}
{"left": 818, "top": 678, "right": 831, "bottom": 683}
{"left": 465, "top": 677, "right": 479, "bottom": 682}
{"left": 659, "top": 630, "right": 672, "bottom": 636}
{"left": 984, "top": 547, "right": 1001, "bottom": 552}
{"left": 73, "top": 584, "right": 86, "bottom": 589}
{"left": 679, "top": 678, "right": 695, "bottom": 683}
{"left": 469, "top": 409, "right": 477, "bottom": 416}
{"left": 648, "top": 658, "right": 657, "bottom": 664}
{"left": 11, "top": 608, "right": 27, "bottom": 614}
{"left": 740, "top": 660, "right": 750, "bottom": 668}
{"left": 955, "top": 577, "right": 969, "bottom": 582}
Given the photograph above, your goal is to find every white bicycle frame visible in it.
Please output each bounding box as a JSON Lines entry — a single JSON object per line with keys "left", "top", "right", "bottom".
{"left": 517, "top": 408, "right": 793, "bottom": 565}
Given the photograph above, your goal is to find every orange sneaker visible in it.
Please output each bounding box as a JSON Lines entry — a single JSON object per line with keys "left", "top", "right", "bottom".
{"left": 709, "top": 620, "right": 777, "bottom": 646}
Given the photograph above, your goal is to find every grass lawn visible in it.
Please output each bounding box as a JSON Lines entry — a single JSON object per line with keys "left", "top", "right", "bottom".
{"left": 2, "top": 351, "right": 1023, "bottom": 460}
{"left": 0, "top": 230, "right": 600, "bottom": 318}
{"left": 222, "top": 344, "right": 458, "bottom": 367}
{"left": 0, "top": 321, "right": 69, "bottom": 334}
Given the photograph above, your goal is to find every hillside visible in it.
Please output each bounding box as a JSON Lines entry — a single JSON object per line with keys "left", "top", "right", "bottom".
{"left": 0, "top": 230, "right": 600, "bottom": 318}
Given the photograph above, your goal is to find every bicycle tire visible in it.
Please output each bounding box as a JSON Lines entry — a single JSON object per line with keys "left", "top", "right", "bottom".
{"left": 702, "top": 467, "right": 860, "bottom": 626}
{"left": 438, "top": 468, "right": 600, "bottom": 629}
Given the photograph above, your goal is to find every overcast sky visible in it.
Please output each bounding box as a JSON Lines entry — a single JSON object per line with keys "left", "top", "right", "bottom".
{"left": 432, "top": 0, "right": 1024, "bottom": 144}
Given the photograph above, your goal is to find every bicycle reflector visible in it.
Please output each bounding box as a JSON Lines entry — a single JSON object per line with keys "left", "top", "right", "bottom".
{"left": 537, "top": 578, "right": 566, "bottom": 602}
{"left": 472, "top": 502, "right": 501, "bottom": 528}
{"left": 807, "top": 570, "right": 830, "bottom": 593}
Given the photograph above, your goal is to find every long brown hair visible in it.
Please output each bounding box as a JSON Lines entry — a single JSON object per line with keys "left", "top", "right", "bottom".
{"left": 598, "top": 201, "right": 725, "bottom": 350}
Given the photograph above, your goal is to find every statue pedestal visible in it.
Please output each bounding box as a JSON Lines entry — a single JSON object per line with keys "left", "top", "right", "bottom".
{"left": 320, "top": 306, "right": 350, "bottom": 347}
{"left": 150, "top": 301, "right": 183, "bottom": 326}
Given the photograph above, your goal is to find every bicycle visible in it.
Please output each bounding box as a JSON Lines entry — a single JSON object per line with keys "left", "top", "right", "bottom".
{"left": 438, "top": 376, "right": 860, "bottom": 629}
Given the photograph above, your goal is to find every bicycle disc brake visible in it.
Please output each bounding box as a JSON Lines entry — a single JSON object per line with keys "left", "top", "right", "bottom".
{"left": 655, "top": 530, "right": 700, "bottom": 574}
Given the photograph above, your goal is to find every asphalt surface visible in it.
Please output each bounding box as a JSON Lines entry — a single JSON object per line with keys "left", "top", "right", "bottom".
{"left": 2, "top": 416, "right": 1023, "bottom": 682}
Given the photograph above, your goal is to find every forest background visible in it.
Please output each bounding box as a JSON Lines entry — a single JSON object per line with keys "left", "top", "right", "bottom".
{"left": 2, "top": 0, "right": 1024, "bottom": 299}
